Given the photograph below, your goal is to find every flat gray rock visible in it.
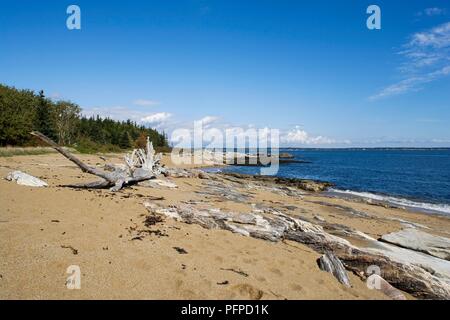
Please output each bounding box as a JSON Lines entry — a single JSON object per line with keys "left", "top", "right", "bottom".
{"left": 140, "top": 179, "right": 177, "bottom": 189}
{"left": 381, "top": 228, "right": 450, "bottom": 261}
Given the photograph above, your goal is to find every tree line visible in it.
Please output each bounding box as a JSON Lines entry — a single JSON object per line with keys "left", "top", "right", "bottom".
{"left": 0, "top": 84, "right": 169, "bottom": 152}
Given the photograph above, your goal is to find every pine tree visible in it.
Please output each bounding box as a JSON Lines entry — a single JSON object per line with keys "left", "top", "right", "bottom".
{"left": 35, "top": 90, "right": 56, "bottom": 140}
{"left": 119, "top": 131, "right": 132, "bottom": 149}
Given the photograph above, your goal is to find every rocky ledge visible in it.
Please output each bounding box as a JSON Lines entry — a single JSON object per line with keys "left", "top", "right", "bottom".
{"left": 381, "top": 228, "right": 450, "bottom": 261}
{"left": 143, "top": 168, "right": 450, "bottom": 300}
{"left": 219, "top": 172, "right": 333, "bottom": 192}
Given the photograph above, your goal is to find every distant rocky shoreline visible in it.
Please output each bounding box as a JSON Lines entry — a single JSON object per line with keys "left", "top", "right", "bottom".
{"left": 219, "top": 172, "right": 332, "bottom": 192}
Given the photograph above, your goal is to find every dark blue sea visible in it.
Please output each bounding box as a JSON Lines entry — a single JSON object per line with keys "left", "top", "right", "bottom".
{"left": 208, "top": 149, "right": 450, "bottom": 215}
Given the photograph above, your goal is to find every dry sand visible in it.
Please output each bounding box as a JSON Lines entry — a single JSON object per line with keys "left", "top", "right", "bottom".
{"left": 1, "top": 152, "right": 449, "bottom": 299}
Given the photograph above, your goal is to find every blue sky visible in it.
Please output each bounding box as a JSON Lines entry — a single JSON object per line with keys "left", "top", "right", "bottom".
{"left": 1, "top": 0, "right": 449, "bottom": 147}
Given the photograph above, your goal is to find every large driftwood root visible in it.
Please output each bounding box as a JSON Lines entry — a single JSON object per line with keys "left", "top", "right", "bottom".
{"left": 30, "top": 131, "right": 163, "bottom": 191}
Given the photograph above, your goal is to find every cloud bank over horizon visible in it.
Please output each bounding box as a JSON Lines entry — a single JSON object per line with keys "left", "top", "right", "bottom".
{"left": 81, "top": 106, "right": 450, "bottom": 148}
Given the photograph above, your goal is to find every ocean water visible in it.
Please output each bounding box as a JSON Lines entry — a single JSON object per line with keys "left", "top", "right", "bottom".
{"left": 212, "top": 149, "right": 450, "bottom": 215}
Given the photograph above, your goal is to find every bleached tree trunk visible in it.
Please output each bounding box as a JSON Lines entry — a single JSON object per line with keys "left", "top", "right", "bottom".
{"left": 30, "top": 131, "right": 160, "bottom": 191}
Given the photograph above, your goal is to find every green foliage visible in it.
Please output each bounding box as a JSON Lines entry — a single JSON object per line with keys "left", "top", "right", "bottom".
{"left": 118, "top": 131, "right": 132, "bottom": 149}
{"left": 0, "top": 84, "right": 170, "bottom": 153}
{"left": 0, "top": 84, "right": 37, "bottom": 145}
{"left": 76, "top": 116, "right": 169, "bottom": 152}
{"left": 53, "top": 100, "right": 81, "bottom": 145}
{"left": 35, "top": 90, "right": 57, "bottom": 140}
{"left": 73, "top": 137, "right": 122, "bottom": 154}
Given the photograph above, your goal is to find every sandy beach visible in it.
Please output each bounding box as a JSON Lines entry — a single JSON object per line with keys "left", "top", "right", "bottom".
{"left": 1, "top": 152, "right": 449, "bottom": 300}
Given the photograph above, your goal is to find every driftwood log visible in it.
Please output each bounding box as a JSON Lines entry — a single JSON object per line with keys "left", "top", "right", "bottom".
{"left": 317, "top": 252, "right": 351, "bottom": 287}
{"left": 30, "top": 131, "right": 164, "bottom": 191}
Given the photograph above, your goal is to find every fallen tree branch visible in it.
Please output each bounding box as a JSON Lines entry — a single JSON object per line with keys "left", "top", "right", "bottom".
{"left": 30, "top": 131, "right": 160, "bottom": 191}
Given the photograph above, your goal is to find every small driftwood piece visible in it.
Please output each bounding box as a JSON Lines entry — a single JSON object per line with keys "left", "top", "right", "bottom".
{"left": 318, "top": 252, "right": 351, "bottom": 287}
{"left": 30, "top": 131, "right": 160, "bottom": 191}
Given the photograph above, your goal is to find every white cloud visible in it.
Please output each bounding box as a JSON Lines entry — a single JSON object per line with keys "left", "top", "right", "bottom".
{"left": 424, "top": 7, "right": 446, "bottom": 16}
{"left": 140, "top": 112, "right": 172, "bottom": 128}
{"left": 133, "top": 99, "right": 160, "bottom": 107}
{"left": 281, "top": 126, "right": 343, "bottom": 145}
{"left": 370, "top": 22, "right": 450, "bottom": 100}
{"left": 369, "top": 77, "right": 425, "bottom": 100}
{"left": 409, "top": 22, "right": 450, "bottom": 48}
{"left": 196, "top": 115, "right": 219, "bottom": 127}
{"left": 416, "top": 8, "right": 447, "bottom": 18}
{"left": 82, "top": 107, "right": 172, "bottom": 129}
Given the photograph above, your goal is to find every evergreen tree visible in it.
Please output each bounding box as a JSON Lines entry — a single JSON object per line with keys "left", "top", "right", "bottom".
{"left": 118, "top": 131, "right": 132, "bottom": 149}
{"left": 0, "top": 83, "right": 170, "bottom": 151}
{"left": 35, "top": 90, "right": 56, "bottom": 140}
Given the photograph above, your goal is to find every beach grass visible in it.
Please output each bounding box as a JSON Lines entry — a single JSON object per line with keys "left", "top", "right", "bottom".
{"left": 0, "top": 146, "right": 128, "bottom": 157}
{"left": 0, "top": 147, "right": 57, "bottom": 157}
